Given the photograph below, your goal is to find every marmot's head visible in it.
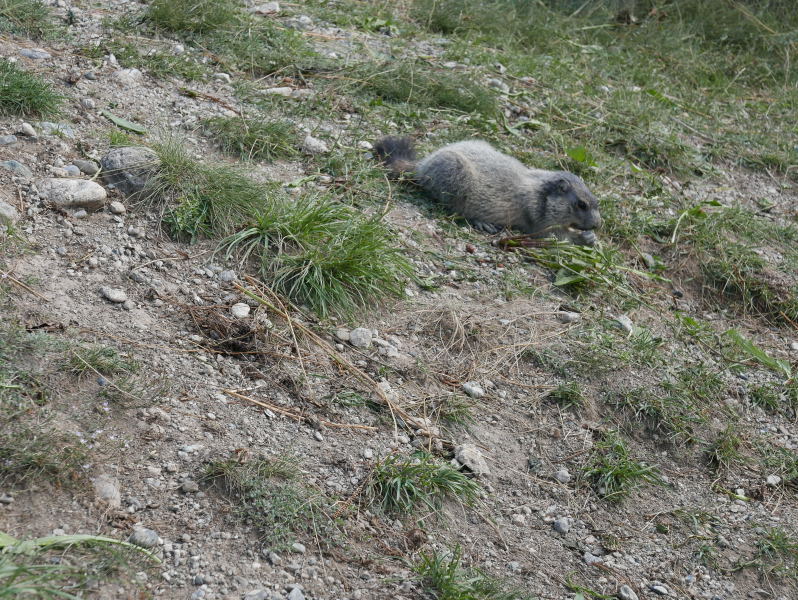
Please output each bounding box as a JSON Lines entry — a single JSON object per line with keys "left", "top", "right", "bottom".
{"left": 544, "top": 172, "right": 602, "bottom": 236}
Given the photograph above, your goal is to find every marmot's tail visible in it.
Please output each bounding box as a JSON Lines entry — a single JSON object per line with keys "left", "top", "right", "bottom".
{"left": 374, "top": 136, "right": 417, "bottom": 178}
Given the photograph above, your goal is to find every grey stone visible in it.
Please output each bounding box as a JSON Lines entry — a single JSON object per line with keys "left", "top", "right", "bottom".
{"left": 454, "top": 443, "right": 490, "bottom": 477}
{"left": 80, "top": 98, "right": 96, "bottom": 110}
{"left": 462, "top": 381, "right": 485, "bottom": 399}
{"left": 334, "top": 328, "right": 350, "bottom": 342}
{"left": 19, "top": 122, "right": 37, "bottom": 137}
{"left": 113, "top": 68, "right": 143, "bottom": 85}
{"left": 0, "top": 135, "right": 17, "bottom": 145}
{"left": 213, "top": 72, "right": 232, "bottom": 83}
{"left": 109, "top": 201, "right": 126, "bottom": 215}
{"left": 287, "top": 589, "right": 305, "bottom": 600}
{"left": 100, "top": 287, "right": 127, "bottom": 303}
{"left": 92, "top": 474, "right": 121, "bottom": 508}
{"left": 39, "top": 122, "right": 75, "bottom": 138}
{"left": 37, "top": 178, "right": 106, "bottom": 211}
{"left": 302, "top": 134, "right": 328, "bottom": 154}
{"left": 181, "top": 479, "right": 200, "bottom": 493}
{"left": 72, "top": 209, "right": 87, "bottom": 219}
{"left": 349, "top": 327, "right": 372, "bottom": 348}
{"left": 766, "top": 474, "right": 782, "bottom": 486}
{"left": 218, "top": 269, "right": 236, "bottom": 282}
{"left": 486, "top": 78, "right": 510, "bottom": 93}
{"left": 553, "top": 468, "right": 571, "bottom": 484}
{"left": 0, "top": 200, "right": 19, "bottom": 227}
{"left": 129, "top": 527, "right": 159, "bottom": 548}
{"left": 63, "top": 165, "right": 81, "bottom": 177}
{"left": 0, "top": 494, "right": 13, "bottom": 504}
{"left": 251, "top": 2, "right": 280, "bottom": 14}
{"left": 265, "top": 86, "right": 293, "bottom": 96}
{"left": 553, "top": 518, "right": 570, "bottom": 534}
{"left": 1, "top": 160, "right": 32, "bottom": 177}
{"left": 556, "top": 311, "right": 581, "bottom": 323}
{"left": 290, "top": 542, "right": 306, "bottom": 554}
{"left": 100, "top": 146, "right": 158, "bottom": 197}
{"left": 612, "top": 314, "right": 635, "bottom": 335}
{"left": 618, "top": 585, "right": 639, "bottom": 600}
{"left": 649, "top": 584, "right": 668, "bottom": 596}
{"left": 19, "top": 48, "right": 51, "bottom": 60}
{"left": 230, "top": 303, "right": 250, "bottom": 318}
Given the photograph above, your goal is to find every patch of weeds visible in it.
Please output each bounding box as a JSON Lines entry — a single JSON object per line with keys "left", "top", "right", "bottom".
{"left": 203, "top": 115, "right": 299, "bottom": 161}
{"left": 65, "top": 345, "right": 139, "bottom": 378}
{"left": 108, "top": 130, "right": 134, "bottom": 147}
{"left": 545, "top": 381, "right": 584, "bottom": 411}
{"left": 414, "top": 545, "right": 531, "bottom": 600}
{"left": 0, "top": 426, "right": 87, "bottom": 487}
{"left": 432, "top": 395, "right": 475, "bottom": 427}
{"left": 99, "top": 375, "right": 171, "bottom": 408}
{"left": 219, "top": 194, "right": 413, "bottom": 318}
{"left": 202, "top": 457, "right": 336, "bottom": 551}
{"left": 0, "top": 0, "right": 54, "bottom": 37}
{"left": 146, "top": 0, "right": 318, "bottom": 76}
{"left": 581, "top": 430, "right": 664, "bottom": 501}
{"left": 754, "top": 527, "right": 798, "bottom": 579}
{"left": 761, "top": 446, "right": 798, "bottom": 491}
{"left": 367, "top": 451, "right": 480, "bottom": 515}
{"left": 0, "top": 59, "right": 62, "bottom": 117}
{"left": 704, "top": 425, "right": 744, "bottom": 472}
{"left": 352, "top": 60, "right": 497, "bottom": 117}
{"left": 81, "top": 39, "right": 208, "bottom": 81}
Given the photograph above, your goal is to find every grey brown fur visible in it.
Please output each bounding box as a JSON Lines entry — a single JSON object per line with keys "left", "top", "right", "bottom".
{"left": 374, "top": 136, "right": 601, "bottom": 245}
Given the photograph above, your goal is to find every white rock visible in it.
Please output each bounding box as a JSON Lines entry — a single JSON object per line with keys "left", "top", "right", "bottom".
{"left": 357, "top": 141, "right": 373, "bottom": 150}
{"left": 302, "top": 134, "right": 328, "bottom": 154}
{"left": 454, "top": 443, "right": 491, "bottom": 477}
{"left": 109, "top": 200, "right": 126, "bottom": 215}
{"left": 113, "top": 68, "right": 144, "bottom": 85}
{"left": 0, "top": 199, "right": 19, "bottom": 226}
{"left": 230, "top": 303, "right": 251, "bottom": 319}
{"left": 100, "top": 287, "right": 127, "bottom": 303}
{"left": 213, "top": 72, "right": 232, "bottom": 83}
{"left": 264, "top": 86, "right": 293, "bottom": 97}
{"left": 251, "top": 1, "right": 280, "bottom": 14}
{"left": 462, "top": 381, "right": 485, "bottom": 399}
{"left": 37, "top": 178, "right": 107, "bottom": 211}
{"left": 790, "top": 342, "right": 798, "bottom": 351}
{"left": 766, "top": 474, "right": 782, "bottom": 486}
{"left": 486, "top": 78, "right": 510, "bottom": 93}
{"left": 618, "top": 584, "right": 639, "bottom": 600}
{"left": 553, "top": 468, "right": 571, "bottom": 484}
{"left": 334, "top": 328, "right": 351, "bottom": 342}
{"left": 612, "top": 314, "right": 635, "bottom": 335}
{"left": 349, "top": 327, "right": 372, "bottom": 348}
{"left": 20, "top": 122, "right": 37, "bottom": 137}
{"left": 556, "top": 311, "right": 581, "bottom": 323}
{"left": 92, "top": 474, "right": 121, "bottom": 508}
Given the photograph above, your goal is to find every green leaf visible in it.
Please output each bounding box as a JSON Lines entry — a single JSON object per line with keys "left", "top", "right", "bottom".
{"left": 101, "top": 110, "right": 147, "bottom": 134}
{"left": 725, "top": 329, "right": 792, "bottom": 381}
{"left": 566, "top": 146, "right": 597, "bottom": 166}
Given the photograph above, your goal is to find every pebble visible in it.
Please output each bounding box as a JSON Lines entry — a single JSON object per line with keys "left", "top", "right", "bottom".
{"left": 80, "top": 98, "right": 96, "bottom": 110}
{"left": 213, "top": 72, "right": 232, "bottom": 83}
{"left": 553, "top": 468, "right": 571, "bottom": 484}
{"left": 335, "top": 327, "right": 351, "bottom": 342}
{"left": 63, "top": 165, "right": 81, "bottom": 177}
{"left": 0, "top": 200, "right": 19, "bottom": 226}
{"left": 290, "top": 542, "right": 306, "bottom": 554}
{"left": 583, "top": 551, "right": 603, "bottom": 565}
{"left": 302, "top": 134, "right": 329, "bottom": 154}
{"left": 265, "top": 86, "right": 293, "bottom": 97}
{"left": 20, "top": 122, "right": 37, "bottom": 137}
{"left": 613, "top": 314, "right": 635, "bottom": 335}
{"left": 649, "top": 584, "right": 669, "bottom": 595}
{"left": 72, "top": 209, "right": 87, "bottom": 219}
{"left": 287, "top": 589, "right": 305, "bottom": 600}
{"left": 92, "top": 474, "right": 121, "bottom": 508}
{"left": 100, "top": 287, "right": 128, "bottom": 303}
{"left": 618, "top": 585, "right": 639, "bottom": 600}
{"left": 1, "top": 160, "right": 33, "bottom": 178}
{"left": 766, "top": 474, "right": 781, "bottom": 486}
{"left": 357, "top": 140, "right": 373, "bottom": 150}
{"left": 181, "top": 480, "right": 200, "bottom": 493}
{"left": 349, "top": 327, "right": 372, "bottom": 348}
{"left": 553, "top": 518, "right": 570, "bottom": 534}
{"left": 101, "top": 146, "right": 159, "bottom": 197}
{"left": 791, "top": 342, "right": 798, "bottom": 351}
{"left": 454, "top": 443, "right": 491, "bottom": 477}
{"left": 113, "top": 68, "right": 144, "bottom": 85}
{"left": 0, "top": 494, "right": 13, "bottom": 504}
{"left": 218, "top": 269, "right": 236, "bottom": 282}
{"left": 486, "top": 78, "right": 510, "bottom": 93}
{"left": 73, "top": 159, "right": 100, "bottom": 175}
{"left": 556, "top": 311, "right": 581, "bottom": 323}
{"left": 0, "top": 135, "right": 17, "bottom": 146}
{"left": 129, "top": 527, "right": 159, "bottom": 548}
{"left": 19, "top": 48, "right": 51, "bottom": 60}
{"left": 230, "top": 303, "right": 251, "bottom": 318}
{"left": 251, "top": 1, "right": 280, "bottom": 14}
{"left": 109, "top": 201, "right": 126, "bottom": 215}
{"left": 462, "top": 381, "right": 485, "bottom": 399}
{"left": 37, "top": 178, "right": 107, "bottom": 211}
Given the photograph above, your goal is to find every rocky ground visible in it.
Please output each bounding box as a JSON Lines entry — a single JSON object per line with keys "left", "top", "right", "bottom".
{"left": 2, "top": 2, "right": 798, "bottom": 600}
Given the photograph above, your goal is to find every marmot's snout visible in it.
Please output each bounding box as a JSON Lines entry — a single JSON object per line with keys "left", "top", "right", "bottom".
{"left": 549, "top": 174, "right": 602, "bottom": 231}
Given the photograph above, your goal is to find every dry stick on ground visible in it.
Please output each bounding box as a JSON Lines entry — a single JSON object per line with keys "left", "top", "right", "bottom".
{"left": 235, "top": 277, "right": 452, "bottom": 445}
{"left": 0, "top": 269, "right": 50, "bottom": 302}
{"left": 68, "top": 349, "right": 142, "bottom": 404}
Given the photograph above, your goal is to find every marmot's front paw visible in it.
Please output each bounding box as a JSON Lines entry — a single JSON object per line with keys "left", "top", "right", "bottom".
{"left": 575, "top": 230, "right": 597, "bottom": 246}
{"left": 472, "top": 220, "right": 502, "bottom": 234}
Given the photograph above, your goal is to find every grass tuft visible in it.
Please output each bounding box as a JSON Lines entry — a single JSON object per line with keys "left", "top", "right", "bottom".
{"left": 581, "top": 430, "right": 663, "bottom": 501}
{"left": 203, "top": 115, "right": 299, "bottom": 161}
{"left": 367, "top": 451, "right": 480, "bottom": 515}
{"left": 0, "top": 0, "right": 54, "bottom": 37}
{"left": 65, "top": 345, "right": 139, "bottom": 378}
{"left": 0, "top": 59, "right": 62, "bottom": 117}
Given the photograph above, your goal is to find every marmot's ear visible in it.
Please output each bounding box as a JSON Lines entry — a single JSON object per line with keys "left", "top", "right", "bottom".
{"left": 557, "top": 178, "right": 571, "bottom": 193}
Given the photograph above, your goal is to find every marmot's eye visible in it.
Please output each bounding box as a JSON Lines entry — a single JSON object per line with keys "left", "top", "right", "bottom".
{"left": 577, "top": 200, "right": 588, "bottom": 210}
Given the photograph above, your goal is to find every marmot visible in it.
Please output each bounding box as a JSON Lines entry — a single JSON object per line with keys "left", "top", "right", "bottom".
{"left": 374, "top": 137, "right": 602, "bottom": 245}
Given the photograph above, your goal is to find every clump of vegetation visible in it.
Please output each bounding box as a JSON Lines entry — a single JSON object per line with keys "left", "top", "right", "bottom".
{"left": 704, "top": 425, "right": 744, "bottom": 472}
{"left": 414, "top": 545, "right": 532, "bottom": 600}
{"left": 80, "top": 39, "right": 208, "bottom": 81}
{"left": 0, "top": 426, "right": 87, "bottom": 487}
{"left": 203, "top": 115, "right": 299, "bottom": 161}
{"left": 367, "top": 452, "right": 480, "bottom": 515}
{"left": 65, "top": 345, "right": 140, "bottom": 378}
{"left": 353, "top": 60, "right": 498, "bottom": 116}
{"left": 146, "top": 0, "right": 239, "bottom": 33}
{"left": 545, "top": 381, "right": 585, "bottom": 410}
{"left": 754, "top": 526, "right": 798, "bottom": 579}
{"left": 202, "top": 457, "right": 337, "bottom": 551}
{"left": 0, "top": 59, "right": 62, "bottom": 117}
{"left": 581, "top": 430, "right": 664, "bottom": 501}
{"left": 0, "top": 0, "right": 54, "bottom": 37}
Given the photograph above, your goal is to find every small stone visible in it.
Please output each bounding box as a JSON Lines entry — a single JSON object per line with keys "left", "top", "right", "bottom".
{"left": 101, "top": 147, "right": 159, "bottom": 197}
{"left": 302, "top": 134, "right": 328, "bottom": 154}
{"left": 20, "top": 122, "right": 37, "bottom": 137}
{"left": 553, "top": 468, "right": 571, "bottom": 484}
{"left": 181, "top": 480, "right": 200, "bottom": 493}
{"left": 618, "top": 584, "right": 639, "bottom": 600}
{"left": 334, "top": 328, "right": 350, "bottom": 342}
{"left": 287, "top": 589, "right": 305, "bottom": 600}
{"left": 92, "top": 474, "right": 121, "bottom": 508}
{"left": 218, "top": 269, "right": 236, "bottom": 282}
{"left": 173, "top": 43, "right": 185, "bottom": 55}
{"left": 1, "top": 160, "right": 33, "bottom": 177}
{"left": 63, "top": 165, "right": 81, "bottom": 177}
{"left": 363, "top": 448, "right": 373, "bottom": 459}
{"left": 0, "top": 494, "right": 13, "bottom": 504}
{"left": 349, "top": 327, "right": 372, "bottom": 348}
{"left": 612, "top": 314, "right": 635, "bottom": 335}
{"left": 454, "top": 443, "right": 490, "bottom": 477}
{"left": 109, "top": 201, "right": 126, "bottom": 215}
{"left": 37, "top": 178, "right": 107, "bottom": 211}
{"left": 556, "top": 311, "right": 581, "bottom": 323}
{"left": 80, "top": 98, "right": 96, "bottom": 110}
{"left": 357, "top": 141, "right": 373, "bottom": 150}
{"left": 19, "top": 48, "right": 51, "bottom": 60}
{"left": 72, "top": 159, "right": 99, "bottom": 175}
{"left": 486, "top": 78, "right": 510, "bottom": 93}
{"left": 0, "top": 200, "right": 19, "bottom": 227}
{"left": 583, "top": 551, "right": 603, "bottom": 565}
{"left": 790, "top": 342, "right": 798, "bottom": 351}
{"left": 122, "top": 299, "right": 135, "bottom": 311}
{"left": 213, "top": 72, "right": 232, "bottom": 83}
{"left": 265, "top": 86, "right": 293, "bottom": 97}
{"left": 462, "top": 381, "right": 485, "bottom": 399}
{"left": 553, "top": 518, "right": 570, "bottom": 534}
{"left": 129, "top": 527, "right": 159, "bottom": 548}
{"left": 649, "top": 584, "right": 668, "bottom": 596}
{"left": 251, "top": 1, "right": 280, "bottom": 14}
{"left": 290, "top": 542, "right": 306, "bottom": 554}
{"left": 39, "top": 122, "right": 75, "bottom": 138}
{"left": 101, "top": 287, "right": 127, "bottom": 303}
{"left": 113, "top": 68, "right": 143, "bottom": 85}
{"left": 766, "top": 474, "right": 782, "bottom": 486}
{"left": 230, "top": 303, "right": 250, "bottom": 318}
{"left": 0, "top": 135, "right": 17, "bottom": 145}
{"left": 72, "top": 209, "right": 87, "bottom": 219}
